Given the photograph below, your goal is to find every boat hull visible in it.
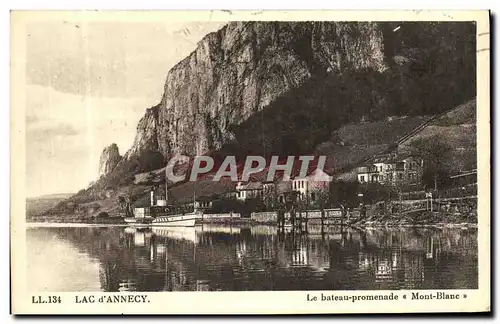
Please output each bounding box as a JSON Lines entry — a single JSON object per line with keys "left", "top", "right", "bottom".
{"left": 151, "top": 214, "right": 197, "bottom": 227}
{"left": 124, "top": 216, "right": 153, "bottom": 225}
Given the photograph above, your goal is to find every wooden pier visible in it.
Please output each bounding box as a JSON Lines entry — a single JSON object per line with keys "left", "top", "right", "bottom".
{"left": 277, "top": 208, "right": 347, "bottom": 233}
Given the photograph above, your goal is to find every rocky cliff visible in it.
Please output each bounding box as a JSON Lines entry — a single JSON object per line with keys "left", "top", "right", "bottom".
{"left": 98, "top": 143, "right": 121, "bottom": 176}
{"left": 122, "top": 21, "right": 475, "bottom": 162}
{"left": 69, "top": 20, "right": 475, "bottom": 206}
{"left": 119, "top": 22, "right": 389, "bottom": 160}
{"left": 156, "top": 22, "right": 388, "bottom": 156}
{"left": 123, "top": 105, "right": 160, "bottom": 160}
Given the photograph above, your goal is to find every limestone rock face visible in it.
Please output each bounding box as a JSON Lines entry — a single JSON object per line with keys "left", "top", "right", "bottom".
{"left": 102, "top": 21, "right": 475, "bottom": 175}
{"left": 156, "top": 21, "right": 387, "bottom": 156}
{"left": 99, "top": 143, "right": 121, "bottom": 176}
{"left": 123, "top": 105, "right": 160, "bottom": 160}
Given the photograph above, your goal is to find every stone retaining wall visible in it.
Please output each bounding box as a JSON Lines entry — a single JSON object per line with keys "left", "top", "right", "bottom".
{"left": 251, "top": 212, "right": 278, "bottom": 223}
{"left": 202, "top": 213, "right": 241, "bottom": 220}
{"left": 251, "top": 209, "right": 345, "bottom": 224}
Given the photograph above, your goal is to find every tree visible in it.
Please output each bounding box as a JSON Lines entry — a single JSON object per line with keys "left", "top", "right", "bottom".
{"left": 124, "top": 196, "right": 133, "bottom": 217}
{"left": 357, "top": 182, "right": 395, "bottom": 205}
{"left": 146, "top": 172, "right": 156, "bottom": 184}
{"left": 210, "top": 197, "right": 242, "bottom": 214}
{"left": 310, "top": 188, "right": 332, "bottom": 210}
{"left": 410, "top": 135, "right": 452, "bottom": 190}
{"left": 116, "top": 196, "right": 129, "bottom": 217}
{"left": 262, "top": 184, "right": 278, "bottom": 212}
{"left": 330, "top": 181, "right": 360, "bottom": 208}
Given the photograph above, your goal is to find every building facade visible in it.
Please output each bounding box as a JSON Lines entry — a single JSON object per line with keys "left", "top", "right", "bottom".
{"left": 356, "top": 154, "right": 424, "bottom": 187}
{"left": 291, "top": 168, "right": 331, "bottom": 202}
{"left": 262, "top": 180, "right": 292, "bottom": 205}
{"left": 236, "top": 181, "right": 263, "bottom": 201}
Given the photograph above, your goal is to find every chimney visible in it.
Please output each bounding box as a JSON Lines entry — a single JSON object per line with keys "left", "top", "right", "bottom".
{"left": 150, "top": 187, "right": 155, "bottom": 206}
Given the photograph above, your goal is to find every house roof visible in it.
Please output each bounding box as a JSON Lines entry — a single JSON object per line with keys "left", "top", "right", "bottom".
{"left": 368, "top": 153, "right": 420, "bottom": 165}
{"left": 356, "top": 168, "right": 379, "bottom": 174}
{"left": 371, "top": 152, "right": 419, "bottom": 164}
{"left": 450, "top": 170, "right": 477, "bottom": 179}
{"left": 237, "top": 181, "right": 263, "bottom": 191}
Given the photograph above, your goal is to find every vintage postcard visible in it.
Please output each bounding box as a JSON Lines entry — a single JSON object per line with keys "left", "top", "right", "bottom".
{"left": 10, "top": 10, "right": 490, "bottom": 314}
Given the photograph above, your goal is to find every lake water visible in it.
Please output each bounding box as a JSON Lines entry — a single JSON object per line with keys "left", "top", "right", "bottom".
{"left": 26, "top": 224, "right": 477, "bottom": 292}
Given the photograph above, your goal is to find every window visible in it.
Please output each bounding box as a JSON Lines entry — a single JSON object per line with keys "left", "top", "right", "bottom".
{"left": 360, "top": 176, "right": 365, "bottom": 182}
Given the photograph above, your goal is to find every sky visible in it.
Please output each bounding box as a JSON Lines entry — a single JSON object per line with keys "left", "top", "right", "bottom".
{"left": 25, "top": 19, "right": 226, "bottom": 197}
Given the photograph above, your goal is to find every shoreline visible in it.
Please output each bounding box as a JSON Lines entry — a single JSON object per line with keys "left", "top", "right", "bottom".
{"left": 25, "top": 217, "right": 477, "bottom": 229}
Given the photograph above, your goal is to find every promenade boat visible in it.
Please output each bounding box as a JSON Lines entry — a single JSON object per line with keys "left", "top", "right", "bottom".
{"left": 151, "top": 212, "right": 199, "bottom": 227}
{"left": 132, "top": 185, "right": 202, "bottom": 227}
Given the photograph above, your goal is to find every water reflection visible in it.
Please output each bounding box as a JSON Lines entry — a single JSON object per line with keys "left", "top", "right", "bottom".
{"left": 27, "top": 225, "right": 477, "bottom": 292}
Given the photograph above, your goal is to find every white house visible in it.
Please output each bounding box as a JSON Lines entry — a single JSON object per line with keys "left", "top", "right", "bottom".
{"left": 236, "top": 181, "right": 263, "bottom": 201}
{"left": 291, "top": 168, "right": 332, "bottom": 202}
{"left": 356, "top": 154, "right": 424, "bottom": 186}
